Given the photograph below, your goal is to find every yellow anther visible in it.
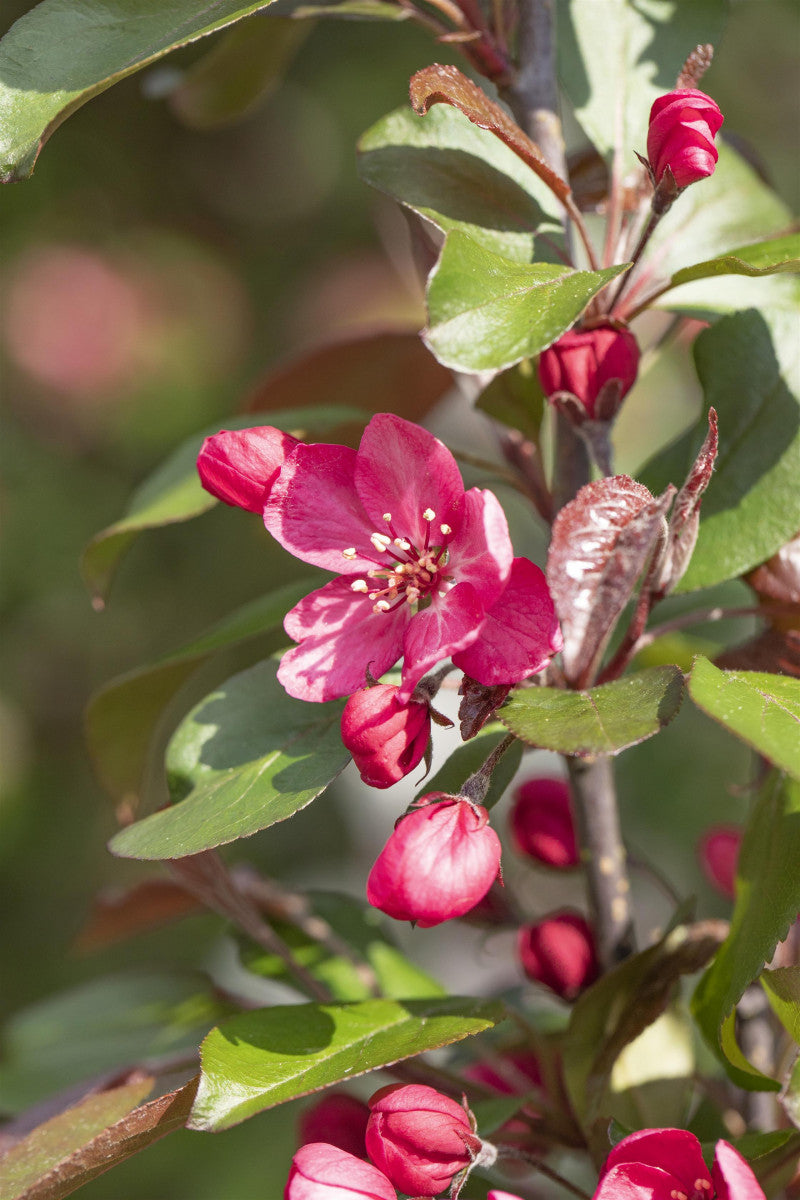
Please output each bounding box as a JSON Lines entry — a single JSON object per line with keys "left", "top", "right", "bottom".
{"left": 670, "top": 1192, "right": 687, "bottom": 1200}
{"left": 394, "top": 537, "right": 411, "bottom": 550}
{"left": 382, "top": 513, "right": 392, "bottom": 522}
{"left": 342, "top": 547, "right": 357, "bottom": 559}
{"left": 350, "top": 580, "right": 368, "bottom": 593}
{"left": 422, "top": 508, "right": 435, "bottom": 522}
{"left": 370, "top": 533, "right": 391, "bottom": 552}
{"left": 695, "top": 1183, "right": 712, "bottom": 1193}
{"left": 440, "top": 523, "right": 452, "bottom": 535}
{"left": 373, "top": 600, "right": 391, "bottom": 612}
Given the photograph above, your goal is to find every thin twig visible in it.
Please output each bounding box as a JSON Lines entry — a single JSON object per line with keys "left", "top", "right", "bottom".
{"left": 496, "top": 1147, "right": 591, "bottom": 1199}
{"left": 461, "top": 732, "right": 518, "bottom": 805}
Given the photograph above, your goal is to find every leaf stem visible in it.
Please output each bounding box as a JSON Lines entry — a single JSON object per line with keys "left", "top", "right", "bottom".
{"left": 461, "top": 732, "right": 517, "bottom": 805}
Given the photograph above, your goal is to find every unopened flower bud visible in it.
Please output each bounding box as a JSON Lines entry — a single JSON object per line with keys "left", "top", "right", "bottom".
{"left": 341, "top": 685, "right": 430, "bottom": 789}
{"left": 464, "top": 1049, "right": 543, "bottom": 1097}
{"left": 284, "top": 1142, "right": 396, "bottom": 1199}
{"left": 298, "top": 1093, "right": 370, "bottom": 1160}
{"left": 647, "top": 88, "right": 724, "bottom": 190}
{"left": 538, "top": 324, "right": 640, "bottom": 420}
{"left": 197, "top": 426, "right": 297, "bottom": 513}
{"left": 517, "top": 910, "right": 599, "bottom": 1000}
{"left": 698, "top": 825, "right": 741, "bottom": 900}
{"left": 365, "top": 1084, "right": 482, "bottom": 1196}
{"left": 366, "top": 795, "right": 502, "bottom": 927}
{"left": 510, "top": 777, "right": 579, "bottom": 869}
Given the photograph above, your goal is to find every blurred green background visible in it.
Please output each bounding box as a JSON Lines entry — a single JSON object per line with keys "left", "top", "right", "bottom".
{"left": 0, "top": 1, "right": 798, "bottom": 1194}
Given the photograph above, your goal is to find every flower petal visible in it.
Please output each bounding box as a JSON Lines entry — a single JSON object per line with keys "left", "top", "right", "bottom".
{"left": 197, "top": 426, "right": 297, "bottom": 513}
{"left": 594, "top": 1163, "right": 682, "bottom": 1200}
{"left": 451, "top": 487, "right": 512, "bottom": 607}
{"left": 399, "top": 582, "right": 485, "bottom": 700}
{"left": 279, "top": 577, "right": 407, "bottom": 702}
{"left": 712, "top": 1141, "right": 766, "bottom": 1200}
{"left": 355, "top": 414, "right": 464, "bottom": 548}
{"left": 453, "top": 556, "right": 562, "bottom": 684}
{"left": 599, "top": 1129, "right": 711, "bottom": 1193}
{"left": 265, "top": 442, "right": 376, "bottom": 573}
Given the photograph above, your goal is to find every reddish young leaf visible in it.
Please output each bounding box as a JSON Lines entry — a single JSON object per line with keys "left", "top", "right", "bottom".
{"left": 458, "top": 676, "right": 512, "bottom": 741}
{"left": 75, "top": 880, "right": 201, "bottom": 953}
{"left": 546, "top": 476, "right": 672, "bottom": 686}
{"left": 654, "top": 408, "right": 719, "bottom": 596}
{"left": 409, "top": 65, "right": 571, "bottom": 207}
{"left": 715, "top": 628, "right": 800, "bottom": 679}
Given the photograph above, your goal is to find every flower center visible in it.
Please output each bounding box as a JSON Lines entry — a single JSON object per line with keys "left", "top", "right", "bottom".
{"left": 343, "top": 509, "right": 454, "bottom": 614}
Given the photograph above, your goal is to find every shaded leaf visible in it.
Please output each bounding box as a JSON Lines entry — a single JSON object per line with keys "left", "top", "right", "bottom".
{"left": 243, "top": 331, "right": 453, "bottom": 440}
{"left": 109, "top": 659, "right": 349, "bottom": 862}
{"left": 782, "top": 1056, "right": 800, "bottom": 1131}
{"left": 692, "top": 772, "right": 800, "bottom": 1089}
{"left": 546, "top": 475, "right": 671, "bottom": 686}
{"left": 416, "top": 726, "right": 522, "bottom": 811}
{"left": 82, "top": 406, "right": 357, "bottom": 605}
{"left": 500, "top": 666, "right": 684, "bottom": 757}
{"left": 424, "top": 232, "right": 625, "bottom": 372}
{"left": 0, "top": 0, "right": 290, "bottom": 182}
{"left": 358, "top": 103, "right": 564, "bottom": 264}
{"left": 86, "top": 578, "right": 316, "bottom": 804}
{"left": 74, "top": 880, "right": 202, "bottom": 953}
{"left": 608, "top": 1006, "right": 696, "bottom": 1134}
{"left": 169, "top": 16, "right": 308, "bottom": 129}
{"left": 557, "top": 0, "right": 728, "bottom": 171}
{"left": 409, "top": 64, "right": 571, "bottom": 206}
{"left": 189, "top": 995, "right": 504, "bottom": 1130}
{"left": 688, "top": 657, "right": 800, "bottom": 779}
{"left": 657, "top": 232, "right": 800, "bottom": 299}
{"left": 241, "top": 891, "right": 444, "bottom": 1001}
{"left": 563, "top": 922, "right": 724, "bottom": 1132}
{"left": 761, "top": 967, "right": 800, "bottom": 1045}
{"left": 642, "top": 310, "right": 800, "bottom": 591}
{"left": 476, "top": 364, "right": 545, "bottom": 444}
{"left": 275, "top": 0, "right": 409, "bottom": 16}
{"left": 0, "top": 1078, "right": 197, "bottom": 1200}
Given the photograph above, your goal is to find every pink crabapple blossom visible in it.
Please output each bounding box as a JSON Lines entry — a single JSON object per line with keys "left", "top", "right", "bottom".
{"left": 284, "top": 1143, "right": 396, "bottom": 1200}
{"left": 365, "top": 1083, "right": 483, "bottom": 1197}
{"left": 197, "top": 413, "right": 561, "bottom": 703}
{"left": 594, "top": 1127, "right": 765, "bottom": 1200}
{"left": 367, "top": 794, "right": 502, "bottom": 927}
{"left": 340, "top": 684, "right": 430, "bottom": 789}
{"left": 646, "top": 89, "right": 724, "bottom": 190}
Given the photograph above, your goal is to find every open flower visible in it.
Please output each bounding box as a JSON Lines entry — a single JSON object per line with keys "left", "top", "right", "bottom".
{"left": 594, "top": 1128, "right": 765, "bottom": 1200}
{"left": 200, "top": 413, "right": 560, "bottom": 703}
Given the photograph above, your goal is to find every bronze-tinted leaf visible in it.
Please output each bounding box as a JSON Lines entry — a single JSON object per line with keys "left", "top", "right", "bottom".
{"left": 409, "top": 64, "right": 571, "bottom": 207}
{"left": 546, "top": 475, "right": 671, "bottom": 686}
{"left": 75, "top": 880, "right": 201, "bottom": 953}
{"left": 654, "top": 408, "right": 718, "bottom": 596}
{"left": 716, "top": 628, "right": 800, "bottom": 679}
{"left": 457, "top": 676, "right": 512, "bottom": 740}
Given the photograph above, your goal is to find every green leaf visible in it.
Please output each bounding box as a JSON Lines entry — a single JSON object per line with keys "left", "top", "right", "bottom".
{"left": 86, "top": 578, "right": 316, "bottom": 803}
{"left": 644, "top": 143, "right": 795, "bottom": 319}
{"left": 169, "top": 16, "right": 309, "bottom": 130}
{"left": 417, "top": 726, "right": 522, "bottom": 811}
{"left": 499, "top": 666, "right": 684, "bottom": 757}
{"left": 761, "top": 967, "right": 800, "bottom": 1045}
{"left": 563, "top": 923, "right": 723, "bottom": 1132}
{"left": 241, "top": 891, "right": 444, "bottom": 1001}
{"left": 81, "top": 405, "right": 359, "bottom": 605}
{"left": 557, "top": 0, "right": 728, "bottom": 170}
{"left": 0, "top": 973, "right": 222, "bottom": 1114}
{"left": 0, "top": 0, "right": 305, "bottom": 182}
{"left": 641, "top": 309, "right": 800, "bottom": 591}
{"left": 189, "top": 995, "right": 504, "bottom": 1130}
{"left": 425, "top": 232, "right": 626, "bottom": 372}
{"left": 358, "top": 103, "right": 565, "bottom": 264}
{"left": 687, "top": 658, "right": 800, "bottom": 779}
{"left": 658, "top": 233, "right": 800, "bottom": 296}
{"left": 109, "top": 659, "right": 349, "bottom": 861}
{"left": 476, "top": 364, "right": 546, "bottom": 444}
{"left": 782, "top": 1057, "right": 800, "bottom": 1131}
{"left": 692, "top": 772, "right": 800, "bottom": 1089}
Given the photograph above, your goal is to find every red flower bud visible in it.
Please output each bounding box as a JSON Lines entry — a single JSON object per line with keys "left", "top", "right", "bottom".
{"left": 510, "top": 777, "right": 579, "bottom": 869}
{"left": 284, "top": 1143, "right": 396, "bottom": 1199}
{"left": 298, "top": 1093, "right": 370, "bottom": 1160}
{"left": 366, "top": 795, "right": 502, "bottom": 927}
{"left": 197, "top": 425, "right": 297, "bottom": 513}
{"left": 647, "top": 88, "right": 724, "bottom": 190}
{"left": 698, "top": 825, "right": 742, "bottom": 900}
{"left": 341, "top": 685, "right": 430, "bottom": 789}
{"left": 365, "top": 1083, "right": 481, "bottom": 1196}
{"left": 517, "top": 910, "right": 599, "bottom": 1000}
{"left": 538, "top": 324, "right": 640, "bottom": 419}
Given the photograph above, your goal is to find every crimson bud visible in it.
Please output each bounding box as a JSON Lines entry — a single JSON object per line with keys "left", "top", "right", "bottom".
{"left": 284, "top": 1143, "right": 396, "bottom": 1199}
{"left": 517, "top": 910, "right": 599, "bottom": 1000}
{"left": 647, "top": 88, "right": 724, "bottom": 190}
{"left": 366, "top": 795, "right": 502, "bottom": 927}
{"left": 510, "top": 777, "right": 579, "bottom": 869}
{"left": 538, "top": 324, "right": 640, "bottom": 420}
{"left": 197, "top": 426, "right": 297, "bottom": 513}
{"left": 341, "top": 684, "right": 430, "bottom": 789}
{"left": 298, "top": 1093, "right": 370, "bottom": 1160}
{"left": 365, "top": 1083, "right": 482, "bottom": 1196}
{"left": 698, "top": 825, "right": 741, "bottom": 900}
